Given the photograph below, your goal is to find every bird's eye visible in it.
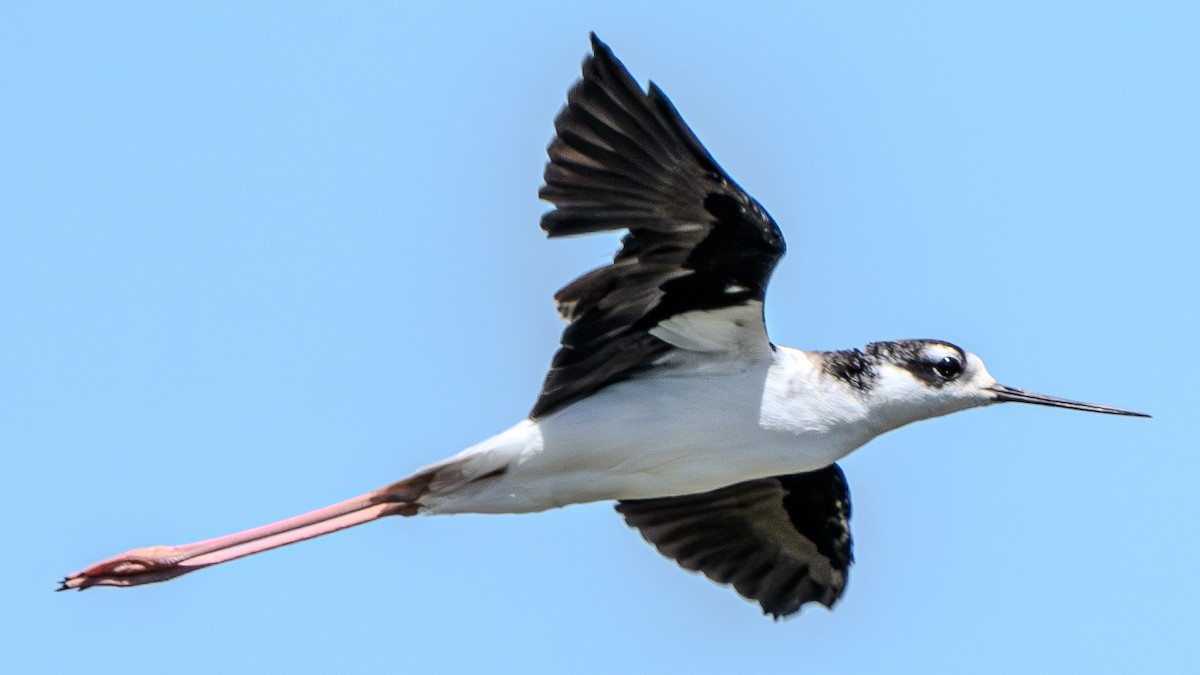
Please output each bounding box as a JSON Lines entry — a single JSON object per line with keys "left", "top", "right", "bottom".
{"left": 932, "top": 355, "right": 963, "bottom": 380}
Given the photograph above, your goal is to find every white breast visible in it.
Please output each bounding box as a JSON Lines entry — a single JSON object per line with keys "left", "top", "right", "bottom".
{"left": 419, "top": 346, "right": 875, "bottom": 515}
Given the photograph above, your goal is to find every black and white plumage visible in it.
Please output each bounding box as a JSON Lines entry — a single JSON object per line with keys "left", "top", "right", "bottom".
{"left": 536, "top": 35, "right": 847, "bottom": 615}
{"left": 617, "top": 465, "right": 852, "bottom": 618}
{"left": 61, "top": 34, "right": 1148, "bottom": 620}
{"left": 534, "top": 35, "right": 784, "bottom": 419}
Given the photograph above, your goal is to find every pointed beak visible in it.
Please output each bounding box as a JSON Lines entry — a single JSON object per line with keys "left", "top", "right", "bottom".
{"left": 986, "top": 384, "right": 1150, "bottom": 417}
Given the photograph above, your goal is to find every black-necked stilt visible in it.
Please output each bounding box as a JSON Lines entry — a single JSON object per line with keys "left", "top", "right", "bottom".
{"left": 61, "top": 34, "right": 1147, "bottom": 619}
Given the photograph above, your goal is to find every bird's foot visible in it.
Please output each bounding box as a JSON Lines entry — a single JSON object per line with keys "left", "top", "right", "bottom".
{"left": 58, "top": 546, "right": 198, "bottom": 591}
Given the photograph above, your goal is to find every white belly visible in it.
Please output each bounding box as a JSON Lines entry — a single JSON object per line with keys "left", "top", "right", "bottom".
{"left": 419, "top": 347, "right": 874, "bottom": 514}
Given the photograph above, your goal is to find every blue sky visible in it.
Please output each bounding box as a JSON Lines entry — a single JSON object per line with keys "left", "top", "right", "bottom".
{"left": 5, "top": 2, "right": 1198, "bottom": 673}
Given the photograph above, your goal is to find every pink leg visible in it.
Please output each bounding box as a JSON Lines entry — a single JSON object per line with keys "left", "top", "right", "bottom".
{"left": 60, "top": 475, "right": 427, "bottom": 591}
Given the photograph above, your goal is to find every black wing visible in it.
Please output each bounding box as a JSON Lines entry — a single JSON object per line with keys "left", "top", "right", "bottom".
{"left": 532, "top": 34, "right": 786, "bottom": 419}
{"left": 615, "top": 465, "right": 852, "bottom": 619}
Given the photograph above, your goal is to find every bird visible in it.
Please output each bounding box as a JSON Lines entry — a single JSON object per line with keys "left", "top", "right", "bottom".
{"left": 60, "top": 34, "right": 1148, "bottom": 619}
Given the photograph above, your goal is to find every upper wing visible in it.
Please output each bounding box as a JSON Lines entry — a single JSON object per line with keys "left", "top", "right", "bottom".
{"left": 615, "top": 465, "right": 852, "bottom": 619}
{"left": 531, "top": 34, "right": 786, "bottom": 419}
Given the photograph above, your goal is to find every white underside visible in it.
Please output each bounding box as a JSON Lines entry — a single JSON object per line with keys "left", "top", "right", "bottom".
{"left": 418, "top": 345, "right": 883, "bottom": 515}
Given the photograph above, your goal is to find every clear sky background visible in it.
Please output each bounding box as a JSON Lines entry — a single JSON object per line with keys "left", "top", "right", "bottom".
{"left": 5, "top": 2, "right": 1197, "bottom": 673}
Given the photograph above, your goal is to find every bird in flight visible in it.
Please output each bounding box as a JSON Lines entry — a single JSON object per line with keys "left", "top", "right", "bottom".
{"left": 61, "top": 34, "right": 1148, "bottom": 619}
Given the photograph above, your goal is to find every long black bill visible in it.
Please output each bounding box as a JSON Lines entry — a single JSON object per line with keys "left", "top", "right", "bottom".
{"left": 987, "top": 384, "right": 1150, "bottom": 417}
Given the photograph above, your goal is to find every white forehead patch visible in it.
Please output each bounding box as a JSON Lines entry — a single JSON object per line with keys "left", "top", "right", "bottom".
{"left": 921, "top": 343, "right": 962, "bottom": 362}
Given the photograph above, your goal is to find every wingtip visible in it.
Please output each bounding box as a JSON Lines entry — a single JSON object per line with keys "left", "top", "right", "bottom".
{"left": 764, "top": 602, "right": 801, "bottom": 621}
{"left": 588, "top": 32, "right": 615, "bottom": 61}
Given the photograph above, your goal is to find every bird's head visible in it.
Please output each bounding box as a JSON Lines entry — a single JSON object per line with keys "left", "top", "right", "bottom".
{"left": 857, "top": 339, "right": 1148, "bottom": 432}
